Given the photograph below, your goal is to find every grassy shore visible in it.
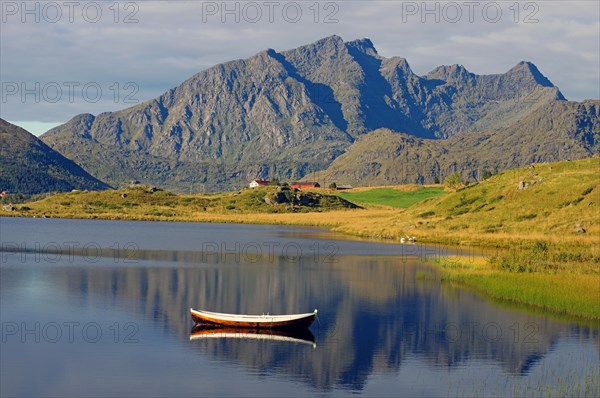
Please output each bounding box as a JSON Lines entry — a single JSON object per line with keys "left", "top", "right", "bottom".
{"left": 2, "top": 157, "right": 599, "bottom": 320}
{"left": 424, "top": 255, "right": 599, "bottom": 321}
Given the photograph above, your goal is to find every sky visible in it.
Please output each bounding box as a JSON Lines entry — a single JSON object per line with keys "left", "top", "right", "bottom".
{"left": 1, "top": 0, "right": 599, "bottom": 135}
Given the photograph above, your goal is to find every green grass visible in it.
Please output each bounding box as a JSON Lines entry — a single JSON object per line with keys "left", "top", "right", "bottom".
{"left": 338, "top": 187, "right": 445, "bottom": 208}
{"left": 426, "top": 254, "right": 600, "bottom": 320}
{"left": 450, "top": 272, "right": 600, "bottom": 321}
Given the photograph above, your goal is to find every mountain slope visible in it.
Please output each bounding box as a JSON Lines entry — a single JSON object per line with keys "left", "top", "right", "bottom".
{"left": 40, "top": 36, "right": 566, "bottom": 191}
{"left": 0, "top": 119, "right": 111, "bottom": 194}
{"left": 305, "top": 100, "right": 599, "bottom": 185}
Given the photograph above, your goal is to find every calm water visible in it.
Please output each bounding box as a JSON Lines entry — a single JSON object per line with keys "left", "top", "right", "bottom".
{"left": 1, "top": 217, "right": 598, "bottom": 397}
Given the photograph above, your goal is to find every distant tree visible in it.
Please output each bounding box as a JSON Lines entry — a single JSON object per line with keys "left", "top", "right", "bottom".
{"left": 445, "top": 173, "right": 464, "bottom": 190}
{"left": 328, "top": 182, "right": 337, "bottom": 189}
{"left": 271, "top": 178, "right": 280, "bottom": 186}
{"left": 281, "top": 182, "right": 289, "bottom": 187}
{"left": 482, "top": 170, "right": 494, "bottom": 180}
{"left": 433, "top": 176, "right": 440, "bottom": 184}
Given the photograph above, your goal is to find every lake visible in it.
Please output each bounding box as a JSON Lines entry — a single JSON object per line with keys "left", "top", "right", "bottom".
{"left": 1, "top": 217, "right": 598, "bottom": 397}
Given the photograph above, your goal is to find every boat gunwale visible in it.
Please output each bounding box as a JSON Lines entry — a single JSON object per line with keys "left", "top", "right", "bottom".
{"left": 190, "top": 308, "right": 317, "bottom": 329}
{"left": 190, "top": 308, "right": 316, "bottom": 323}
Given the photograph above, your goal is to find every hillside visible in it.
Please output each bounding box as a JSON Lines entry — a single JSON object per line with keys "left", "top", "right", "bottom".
{"left": 4, "top": 158, "right": 597, "bottom": 250}
{"left": 3, "top": 185, "right": 357, "bottom": 220}
{"left": 306, "top": 100, "right": 599, "bottom": 185}
{"left": 40, "top": 35, "right": 567, "bottom": 191}
{"left": 0, "top": 119, "right": 110, "bottom": 195}
{"left": 333, "top": 157, "right": 600, "bottom": 248}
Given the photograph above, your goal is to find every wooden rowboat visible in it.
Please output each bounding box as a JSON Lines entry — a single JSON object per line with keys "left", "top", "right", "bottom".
{"left": 189, "top": 325, "right": 316, "bottom": 347}
{"left": 190, "top": 308, "right": 317, "bottom": 329}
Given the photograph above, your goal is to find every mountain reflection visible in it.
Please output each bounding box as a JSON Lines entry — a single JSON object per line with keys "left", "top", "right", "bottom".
{"left": 50, "top": 249, "right": 598, "bottom": 391}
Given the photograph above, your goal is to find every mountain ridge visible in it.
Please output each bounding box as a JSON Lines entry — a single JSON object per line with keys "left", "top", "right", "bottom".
{"left": 39, "top": 35, "right": 583, "bottom": 191}
{"left": 0, "top": 119, "right": 111, "bottom": 194}
{"left": 304, "top": 100, "right": 599, "bottom": 185}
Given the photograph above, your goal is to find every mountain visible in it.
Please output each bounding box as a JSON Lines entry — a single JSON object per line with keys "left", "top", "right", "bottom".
{"left": 41, "top": 36, "right": 571, "bottom": 191}
{"left": 303, "top": 100, "right": 600, "bottom": 185}
{"left": 0, "top": 119, "right": 110, "bottom": 194}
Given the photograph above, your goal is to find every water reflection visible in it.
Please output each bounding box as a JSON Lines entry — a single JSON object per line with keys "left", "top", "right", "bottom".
{"left": 4, "top": 251, "right": 597, "bottom": 391}
{"left": 189, "top": 325, "right": 316, "bottom": 347}
{"left": 1, "top": 218, "right": 598, "bottom": 396}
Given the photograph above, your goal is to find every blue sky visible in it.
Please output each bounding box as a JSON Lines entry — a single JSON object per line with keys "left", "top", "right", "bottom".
{"left": 1, "top": 1, "right": 599, "bottom": 135}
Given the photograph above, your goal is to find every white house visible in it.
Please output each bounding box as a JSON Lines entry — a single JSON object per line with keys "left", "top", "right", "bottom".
{"left": 249, "top": 179, "right": 271, "bottom": 188}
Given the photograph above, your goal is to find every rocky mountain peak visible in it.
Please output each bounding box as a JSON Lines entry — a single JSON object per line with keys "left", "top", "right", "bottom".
{"left": 309, "top": 35, "right": 345, "bottom": 52}
{"left": 426, "top": 64, "right": 473, "bottom": 82}
{"left": 384, "top": 56, "right": 414, "bottom": 75}
{"left": 507, "top": 61, "right": 556, "bottom": 88}
{"left": 346, "top": 38, "right": 379, "bottom": 57}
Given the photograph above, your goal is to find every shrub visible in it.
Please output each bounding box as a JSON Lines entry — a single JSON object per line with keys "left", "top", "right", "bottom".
{"left": 448, "top": 224, "right": 468, "bottom": 231}
{"left": 451, "top": 207, "right": 469, "bottom": 216}
{"left": 581, "top": 187, "right": 594, "bottom": 196}
{"left": 458, "top": 194, "right": 479, "bottom": 207}
{"left": 571, "top": 197, "right": 584, "bottom": 205}
{"left": 472, "top": 204, "right": 485, "bottom": 212}
{"left": 417, "top": 211, "right": 435, "bottom": 218}
{"left": 483, "top": 223, "right": 503, "bottom": 233}
{"left": 489, "top": 195, "right": 503, "bottom": 204}
{"left": 515, "top": 213, "right": 537, "bottom": 221}
{"left": 445, "top": 173, "right": 463, "bottom": 190}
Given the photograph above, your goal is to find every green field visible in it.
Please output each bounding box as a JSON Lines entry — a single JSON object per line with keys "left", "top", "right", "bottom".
{"left": 338, "top": 187, "right": 445, "bottom": 208}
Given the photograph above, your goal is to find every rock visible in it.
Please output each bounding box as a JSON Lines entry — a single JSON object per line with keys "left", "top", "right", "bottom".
{"left": 295, "top": 193, "right": 318, "bottom": 206}
{"left": 2, "top": 204, "right": 14, "bottom": 212}
{"left": 574, "top": 223, "right": 586, "bottom": 233}
{"left": 120, "top": 193, "right": 128, "bottom": 198}
{"left": 518, "top": 181, "right": 529, "bottom": 190}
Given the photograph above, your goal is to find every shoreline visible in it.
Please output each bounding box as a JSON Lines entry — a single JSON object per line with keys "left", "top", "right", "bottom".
{"left": 2, "top": 212, "right": 598, "bottom": 322}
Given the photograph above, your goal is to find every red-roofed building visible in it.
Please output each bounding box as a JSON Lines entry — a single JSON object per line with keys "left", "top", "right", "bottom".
{"left": 249, "top": 179, "right": 271, "bottom": 188}
{"left": 290, "top": 182, "right": 320, "bottom": 189}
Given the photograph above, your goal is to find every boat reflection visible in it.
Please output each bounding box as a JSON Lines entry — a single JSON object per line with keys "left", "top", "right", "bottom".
{"left": 190, "top": 325, "right": 316, "bottom": 348}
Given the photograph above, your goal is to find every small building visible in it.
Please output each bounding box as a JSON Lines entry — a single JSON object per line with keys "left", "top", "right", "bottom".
{"left": 336, "top": 185, "right": 353, "bottom": 190}
{"left": 290, "top": 182, "right": 320, "bottom": 189}
{"left": 249, "top": 179, "right": 271, "bottom": 188}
